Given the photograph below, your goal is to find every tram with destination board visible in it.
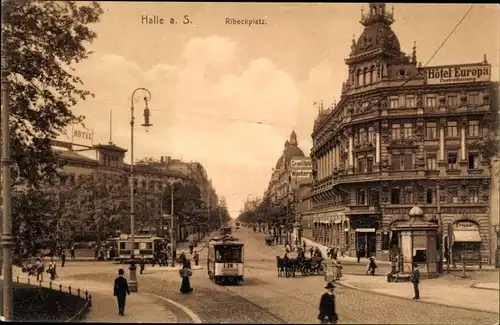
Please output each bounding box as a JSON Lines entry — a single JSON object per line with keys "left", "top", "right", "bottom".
{"left": 207, "top": 234, "right": 244, "bottom": 285}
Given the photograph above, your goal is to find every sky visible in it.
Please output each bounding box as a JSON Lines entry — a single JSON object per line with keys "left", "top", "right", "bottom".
{"left": 62, "top": 2, "right": 500, "bottom": 218}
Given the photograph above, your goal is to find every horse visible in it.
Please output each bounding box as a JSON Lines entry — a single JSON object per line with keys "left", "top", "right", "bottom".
{"left": 276, "top": 256, "right": 285, "bottom": 277}
{"left": 276, "top": 255, "right": 298, "bottom": 277}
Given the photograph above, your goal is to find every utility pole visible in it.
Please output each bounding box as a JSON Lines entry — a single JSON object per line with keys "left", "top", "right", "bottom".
{"left": 1, "top": 52, "right": 14, "bottom": 321}
{"left": 170, "top": 184, "right": 175, "bottom": 267}
{"left": 159, "top": 195, "right": 163, "bottom": 237}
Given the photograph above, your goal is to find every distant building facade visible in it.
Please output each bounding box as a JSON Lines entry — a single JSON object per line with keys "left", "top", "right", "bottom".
{"left": 307, "top": 3, "right": 498, "bottom": 265}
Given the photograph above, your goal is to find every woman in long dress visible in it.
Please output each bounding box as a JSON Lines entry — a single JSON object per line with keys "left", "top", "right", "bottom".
{"left": 179, "top": 261, "right": 193, "bottom": 294}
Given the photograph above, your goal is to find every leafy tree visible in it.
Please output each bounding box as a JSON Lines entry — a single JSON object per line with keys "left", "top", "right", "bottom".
{"left": 2, "top": 0, "right": 103, "bottom": 188}
{"left": 60, "top": 171, "right": 129, "bottom": 248}
{"left": 12, "top": 189, "right": 58, "bottom": 266}
{"left": 163, "top": 181, "right": 204, "bottom": 236}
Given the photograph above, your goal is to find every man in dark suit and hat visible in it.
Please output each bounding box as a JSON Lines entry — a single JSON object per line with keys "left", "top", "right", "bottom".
{"left": 410, "top": 263, "right": 420, "bottom": 300}
{"left": 318, "top": 282, "right": 338, "bottom": 324}
{"left": 114, "top": 269, "right": 130, "bottom": 316}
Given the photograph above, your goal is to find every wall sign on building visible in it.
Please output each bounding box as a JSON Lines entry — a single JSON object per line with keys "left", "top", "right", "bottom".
{"left": 453, "top": 221, "right": 479, "bottom": 231}
{"left": 425, "top": 64, "right": 491, "bottom": 85}
{"left": 291, "top": 159, "right": 312, "bottom": 168}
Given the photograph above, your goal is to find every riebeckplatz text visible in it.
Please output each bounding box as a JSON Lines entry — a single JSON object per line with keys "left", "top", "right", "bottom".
{"left": 225, "top": 18, "right": 267, "bottom": 26}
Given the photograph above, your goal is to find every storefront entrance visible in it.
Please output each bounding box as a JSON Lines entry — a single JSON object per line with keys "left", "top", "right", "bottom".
{"left": 356, "top": 230, "right": 376, "bottom": 258}
{"left": 452, "top": 221, "right": 482, "bottom": 265}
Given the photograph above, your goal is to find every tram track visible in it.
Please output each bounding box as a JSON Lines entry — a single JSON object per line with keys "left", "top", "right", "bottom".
{"left": 214, "top": 266, "right": 360, "bottom": 324}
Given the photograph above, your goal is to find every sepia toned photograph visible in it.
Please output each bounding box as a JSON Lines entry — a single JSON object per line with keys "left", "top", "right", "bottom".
{"left": 0, "top": 1, "right": 499, "bottom": 324}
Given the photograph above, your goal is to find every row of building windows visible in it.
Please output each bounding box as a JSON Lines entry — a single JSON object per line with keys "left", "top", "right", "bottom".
{"left": 356, "top": 186, "right": 480, "bottom": 206}
{"left": 353, "top": 151, "right": 481, "bottom": 173}
{"left": 60, "top": 173, "right": 169, "bottom": 192}
{"left": 389, "top": 93, "right": 482, "bottom": 109}
{"left": 103, "top": 155, "right": 120, "bottom": 168}
{"left": 353, "top": 120, "right": 481, "bottom": 145}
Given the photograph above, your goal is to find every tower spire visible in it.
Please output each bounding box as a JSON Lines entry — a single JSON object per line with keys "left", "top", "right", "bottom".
{"left": 412, "top": 41, "right": 417, "bottom": 64}
{"left": 108, "top": 109, "right": 113, "bottom": 145}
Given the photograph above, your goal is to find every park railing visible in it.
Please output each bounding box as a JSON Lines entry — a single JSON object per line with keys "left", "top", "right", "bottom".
{"left": 14, "top": 275, "right": 92, "bottom": 322}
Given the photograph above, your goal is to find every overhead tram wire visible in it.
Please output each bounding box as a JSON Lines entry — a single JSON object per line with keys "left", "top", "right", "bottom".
{"left": 84, "top": 98, "right": 294, "bottom": 129}
{"left": 335, "top": 4, "right": 476, "bottom": 123}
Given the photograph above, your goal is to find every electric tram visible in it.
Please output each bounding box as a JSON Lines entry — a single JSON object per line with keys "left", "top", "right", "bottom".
{"left": 207, "top": 234, "right": 244, "bottom": 285}
{"left": 116, "top": 234, "right": 165, "bottom": 263}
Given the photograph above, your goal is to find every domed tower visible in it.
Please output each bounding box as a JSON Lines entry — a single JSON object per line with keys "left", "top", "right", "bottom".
{"left": 344, "top": 3, "right": 417, "bottom": 90}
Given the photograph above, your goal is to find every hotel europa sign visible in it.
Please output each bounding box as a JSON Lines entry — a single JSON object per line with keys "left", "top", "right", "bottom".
{"left": 425, "top": 64, "right": 491, "bottom": 85}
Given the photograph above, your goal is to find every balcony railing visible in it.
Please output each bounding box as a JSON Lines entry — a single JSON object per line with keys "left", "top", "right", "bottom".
{"left": 387, "top": 108, "right": 419, "bottom": 116}
{"left": 425, "top": 170, "right": 440, "bottom": 177}
{"left": 468, "top": 169, "right": 483, "bottom": 176}
{"left": 346, "top": 205, "right": 379, "bottom": 213}
{"left": 388, "top": 170, "right": 419, "bottom": 177}
{"left": 446, "top": 169, "right": 461, "bottom": 176}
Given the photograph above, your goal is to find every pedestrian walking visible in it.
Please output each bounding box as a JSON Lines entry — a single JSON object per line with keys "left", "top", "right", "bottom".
{"left": 179, "top": 260, "right": 193, "bottom": 294}
{"left": 70, "top": 245, "right": 75, "bottom": 260}
{"left": 47, "top": 262, "right": 57, "bottom": 280}
{"left": 139, "top": 255, "right": 145, "bottom": 274}
{"left": 303, "top": 241, "right": 307, "bottom": 252}
{"left": 365, "top": 257, "right": 377, "bottom": 276}
{"left": 179, "top": 251, "right": 186, "bottom": 267}
{"left": 356, "top": 249, "right": 361, "bottom": 263}
{"left": 113, "top": 269, "right": 130, "bottom": 316}
{"left": 193, "top": 251, "right": 199, "bottom": 266}
{"left": 36, "top": 259, "right": 44, "bottom": 282}
{"left": 189, "top": 242, "right": 194, "bottom": 255}
{"left": 61, "top": 250, "right": 66, "bottom": 267}
{"left": 334, "top": 260, "right": 342, "bottom": 280}
{"left": 309, "top": 247, "right": 314, "bottom": 258}
{"left": 410, "top": 263, "right": 420, "bottom": 300}
{"left": 318, "top": 282, "right": 338, "bottom": 324}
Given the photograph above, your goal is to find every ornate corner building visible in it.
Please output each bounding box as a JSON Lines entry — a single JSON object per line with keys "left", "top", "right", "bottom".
{"left": 307, "top": 3, "right": 498, "bottom": 265}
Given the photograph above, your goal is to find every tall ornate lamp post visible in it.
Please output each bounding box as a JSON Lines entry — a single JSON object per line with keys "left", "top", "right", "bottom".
{"left": 128, "top": 87, "right": 153, "bottom": 292}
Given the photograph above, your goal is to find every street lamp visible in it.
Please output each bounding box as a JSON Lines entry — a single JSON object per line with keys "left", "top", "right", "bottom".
{"left": 128, "top": 87, "right": 153, "bottom": 293}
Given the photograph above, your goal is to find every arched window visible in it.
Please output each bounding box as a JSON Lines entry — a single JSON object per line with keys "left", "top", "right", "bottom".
{"left": 379, "top": 6, "right": 384, "bottom": 15}
{"left": 369, "top": 66, "right": 375, "bottom": 83}
{"left": 357, "top": 69, "right": 363, "bottom": 86}
{"left": 372, "top": 8, "right": 376, "bottom": 16}
{"left": 363, "top": 67, "right": 368, "bottom": 85}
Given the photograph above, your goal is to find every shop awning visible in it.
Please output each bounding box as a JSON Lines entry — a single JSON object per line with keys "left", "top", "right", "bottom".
{"left": 355, "top": 228, "right": 376, "bottom": 233}
{"left": 453, "top": 230, "right": 482, "bottom": 243}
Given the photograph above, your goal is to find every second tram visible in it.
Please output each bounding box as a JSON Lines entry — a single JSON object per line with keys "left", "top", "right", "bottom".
{"left": 117, "top": 234, "right": 165, "bottom": 263}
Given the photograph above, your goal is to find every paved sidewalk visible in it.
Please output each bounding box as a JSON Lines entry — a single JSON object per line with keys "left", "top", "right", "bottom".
{"left": 51, "top": 277, "right": 179, "bottom": 323}
{"left": 337, "top": 274, "right": 500, "bottom": 314}
{"left": 12, "top": 266, "right": 186, "bottom": 323}
{"left": 301, "top": 237, "right": 498, "bottom": 270}
{"left": 472, "top": 282, "right": 499, "bottom": 291}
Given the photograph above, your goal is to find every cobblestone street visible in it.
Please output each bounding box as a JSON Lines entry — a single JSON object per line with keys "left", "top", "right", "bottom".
{"left": 36, "top": 227, "right": 500, "bottom": 324}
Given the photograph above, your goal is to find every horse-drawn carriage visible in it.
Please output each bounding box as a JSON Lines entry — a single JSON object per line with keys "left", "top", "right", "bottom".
{"left": 276, "top": 255, "right": 327, "bottom": 277}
